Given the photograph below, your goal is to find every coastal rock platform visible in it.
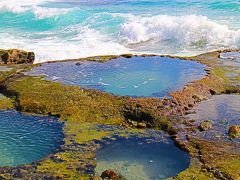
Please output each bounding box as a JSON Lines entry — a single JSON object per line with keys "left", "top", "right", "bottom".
{"left": 0, "top": 49, "right": 239, "bottom": 179}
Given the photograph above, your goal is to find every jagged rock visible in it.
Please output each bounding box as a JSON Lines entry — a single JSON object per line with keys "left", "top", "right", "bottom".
{"left": 228, "top": 125, "right": 240, "bottom": 138}
{"left": 0, "top": 49, "right": 35, "bottom": 64}
{"left": 101, "top": 170, "right": 118, "bottom": 180}
{"left": 199, "top": 120, "right": 213, "bottom": 131}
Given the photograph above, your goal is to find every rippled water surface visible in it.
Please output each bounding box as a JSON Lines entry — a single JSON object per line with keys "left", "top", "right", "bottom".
{"left": 27, "top": 56, "right": 206, "bottom": 97}
{"left": 0, "top": 111, "right": 64, "bottom": 167}
{"left": 95, "top": 134, "right": 190, "bottom": 180}
{"left": 220, "top": 51, "right": 240, "bottom": 67}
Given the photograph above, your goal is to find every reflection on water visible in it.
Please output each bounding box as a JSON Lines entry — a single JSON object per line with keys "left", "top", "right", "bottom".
{"left": 0, "top": 111, "right": 64, "bottom": 167}
{"left": 186, "top": 95, "right": 240, "bottom": 141}
{"left": 0, "top": 66, "right": 13, "bottom": 72}
{"left": 95, "top": 133, "right": 190, "bottom": 180}
{"left": 220, "top": 52, "right": 240, "bottom": 67}
{"left": 27, "top": 56, "right": 206, "bottom": 97}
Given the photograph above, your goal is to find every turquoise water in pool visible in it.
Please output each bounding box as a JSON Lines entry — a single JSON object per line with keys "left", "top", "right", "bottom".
{"left": 27, "top": 56, "right": 206, "bottom": 97}
{"left": 0, "top": 111, "right": 64, "bottom": 167}
{"left": 95, "top": 133, "right": 190, "bottom": 179}
{"left": 0, "top": 0, "right": 239, "bottom": 63}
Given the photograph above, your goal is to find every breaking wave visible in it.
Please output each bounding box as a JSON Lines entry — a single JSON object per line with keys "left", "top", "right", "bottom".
{"left": 0, "top": 0, "right": 240, "bottom": 63}
{"left": 120, "top": 15, "right": 240, "bottom": 50}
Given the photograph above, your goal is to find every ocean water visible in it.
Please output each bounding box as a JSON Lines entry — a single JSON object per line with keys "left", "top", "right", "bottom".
{"left": 27, "top": 56, "right": 206, "bottom": 97}
{"left": 0, "top": 0, "right": 239, "bottom": 63}
{"left": 0, "top": 110, "right": 64, "bottom": 167}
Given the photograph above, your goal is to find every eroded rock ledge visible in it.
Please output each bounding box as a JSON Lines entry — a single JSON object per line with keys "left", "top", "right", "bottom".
{"left": 0, "top": 49, "right": 35, "bottom": 64}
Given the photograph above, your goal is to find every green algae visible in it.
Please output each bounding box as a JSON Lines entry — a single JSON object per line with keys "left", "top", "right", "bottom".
{"left": 0, "top": 68, "right": 16, "bottom": 82}
{"left": 5, "top": 76, "right": 125, "bottom": 124}
{"left": 171, "top": 159, "right": 214, "bottom": 180}
{"left": 36, "top": 123, "right": 145, "bottom": 179}
{"left": 0, "top": 95, "right": 14, "bottom": 110}
{"left": 0, "top": 50, "right": 239, "bottom": 179}
{"left": 64, "top": 122, "right": 111, "bottom": 145}
{"left": 219, "top": 159, "right": 240, "bottom": 179}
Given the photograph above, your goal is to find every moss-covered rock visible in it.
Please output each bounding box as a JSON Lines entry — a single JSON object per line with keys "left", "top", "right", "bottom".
{"left": 4, "top": 76, "right": 125, "bottom": 124}
{"left": 228, "top": 125, "right": 240, "bottom": 138}
{"left": 0, "top": 95, "right": 14, "bottom": 110}
{"left": 199, "top": 120, "right": 213, "bottom": 131}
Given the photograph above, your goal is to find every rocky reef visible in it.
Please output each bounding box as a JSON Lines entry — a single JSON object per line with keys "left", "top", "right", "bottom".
{"left": 0, "top": 49, "right": 239, "bottom": 179}
{"left": 0, "top": 49, "right": 34, "bottom": 64}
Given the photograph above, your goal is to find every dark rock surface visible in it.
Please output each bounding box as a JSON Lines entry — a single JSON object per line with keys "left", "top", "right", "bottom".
{"left": 101, "top": 170, "right": 118, "bottom": 180}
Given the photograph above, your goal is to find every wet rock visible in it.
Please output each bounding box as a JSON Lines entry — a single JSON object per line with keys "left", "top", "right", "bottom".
{"left": 0, "top": 49, "right": 35, "bottom": 64}
{"left": 101, "top": 170, "right": 118, "bottom": 180}
{"left": 126, "top": 119, "right": 147, "bottom": 129}
{"left": 121, "top": 54, "right": 132, "bottom": 58}
{"left": 228, "top": 125, "right": 240, "bottom": 138}
{"left": 199, "top": 120, "right": 213, "bottom": 131}
{"left": 51, "top": 155, "right": 65, "bottom": 163}
{"left": 12, "top": 169, "right": 23, "bottom": 178}
{"left": 129, "top": 120, "right": 138, "bottom": 127}
{"left": 75, "top": 62, "right": 82, "bottom": 66}
{"left": 185, "top": 109, "right": 196, "bottom": 115}
{"left": 137, "top": 122, "right": 147, "bottom": 128}
{"left": 192, "top": 94, "right": 208, "bottom": 102}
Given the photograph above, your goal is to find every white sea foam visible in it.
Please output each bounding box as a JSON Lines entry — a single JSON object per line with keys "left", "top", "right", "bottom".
{"left": 0, "top": 26, "right": 129, "bottom": 63}
{"left": 0, "top": 0, "right": 72, "bottom": 18}
{"left": 32, "top": 6, "right": 72, "bottom": 19}
{"left": 0, "top": 9, "right": 240, "bottom": 63}
{"left": 120, "top": 15, "right": 240, "bottom": 50}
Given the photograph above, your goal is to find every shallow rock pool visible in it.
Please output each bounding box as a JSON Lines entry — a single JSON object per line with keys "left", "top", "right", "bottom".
{"left": 28, "top": 56, "right": 206, "bottom": 97}
{"left": 0, "top": 111, "right": 64, "bottom": 167}
{"left": 186, "top": 95, "right": 240, "bottom": 141}
{"left": 95, "top": 132, "right": 190, "bottom": 180}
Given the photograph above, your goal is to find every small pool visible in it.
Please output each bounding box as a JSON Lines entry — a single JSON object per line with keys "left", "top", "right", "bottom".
{"left": 95, "top": 132, "right": 190, "bottom": 180}
{"left": 186, "top": 95, "right": 240, "bottom": 141}
{"left": 0, "top": 111, "right": 64, "bottom": 167}
{"left": 28, "top": 56, "right": 206, "bottom": 97}
{"left": 220, "top": 52, "right": 240, "bottom": 68}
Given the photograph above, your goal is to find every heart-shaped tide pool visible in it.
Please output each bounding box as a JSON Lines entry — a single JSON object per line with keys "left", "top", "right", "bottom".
{"left": 28, "top": 56, "right": 206, "bottom": 97}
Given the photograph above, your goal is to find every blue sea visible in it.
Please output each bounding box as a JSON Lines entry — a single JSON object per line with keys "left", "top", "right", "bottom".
{"left": 0, "top": 0, "right": 239, "bottom": 63}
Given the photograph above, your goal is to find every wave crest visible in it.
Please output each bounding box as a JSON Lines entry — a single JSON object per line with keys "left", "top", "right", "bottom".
{"left": 120, "top": 15, "right": 240, "bottom": 50}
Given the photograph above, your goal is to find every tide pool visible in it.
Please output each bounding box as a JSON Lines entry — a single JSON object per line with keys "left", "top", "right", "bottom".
{"left": 27, "top": 56, "right": 206, "bottom": 97}
{"left": 95, "top": 134, "right": 190, "bottom": 180}
{"left": 0, "top": 111, "right": 64, "bottom": 167}
{"left": 186, "top": 95, "right": 240, "bottom": 141}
